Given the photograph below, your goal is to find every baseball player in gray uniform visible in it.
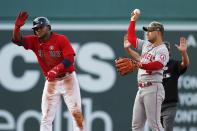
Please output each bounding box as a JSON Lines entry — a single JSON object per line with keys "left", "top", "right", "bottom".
{"left": 126, "top": 10, "right": 169, "bottom": 131}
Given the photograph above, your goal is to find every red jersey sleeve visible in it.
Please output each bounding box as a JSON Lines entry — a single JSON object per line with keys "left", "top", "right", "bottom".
{"left": 22, "top": 35, "right": 37, "bottom": 50}
{"left": 60, "top": 36, "right": 75, "bottom": 58}
{"left": 141, "top": 61, "right": 164, "bottom": 71}
{"left": 127, "top": 21, "right": 137, "bottom": 48}
{"left": 13, "top": 35, "right": 37, "bottom": 50}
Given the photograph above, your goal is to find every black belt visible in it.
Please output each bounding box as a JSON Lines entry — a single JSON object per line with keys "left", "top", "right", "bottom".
{"left": 56, "top": 71, "right": 72, "bottom": 79}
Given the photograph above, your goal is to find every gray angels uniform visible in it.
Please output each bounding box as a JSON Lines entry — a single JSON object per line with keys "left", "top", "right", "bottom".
{"left": 132, "top": 38, "right": 169, "bottom": 131}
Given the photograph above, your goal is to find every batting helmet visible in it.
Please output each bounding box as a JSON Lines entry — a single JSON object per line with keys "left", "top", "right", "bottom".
{"left": 32, "top": 17, "right": 51, "bottom": 30}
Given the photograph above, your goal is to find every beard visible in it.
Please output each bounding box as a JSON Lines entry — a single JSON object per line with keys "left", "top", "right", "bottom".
{"left": 38, "top": 32, "right": 50, "bottom": 40}
{"left": 148, "top": 36, "right": 157, "bottom": 43}
{"left": 38, "top": 33, "right": 46, "bottom": 38}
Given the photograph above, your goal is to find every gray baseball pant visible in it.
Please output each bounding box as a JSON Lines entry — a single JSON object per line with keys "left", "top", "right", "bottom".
{"left": 132, "top": 83, "right": 165, "bottom": 131}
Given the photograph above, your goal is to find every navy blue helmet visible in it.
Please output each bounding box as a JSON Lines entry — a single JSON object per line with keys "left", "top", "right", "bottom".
{"left": 32, "top": 17, "right": 51, "bottom": 30}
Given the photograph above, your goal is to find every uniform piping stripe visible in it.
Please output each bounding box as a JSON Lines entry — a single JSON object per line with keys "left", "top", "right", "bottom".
{"left": 156, "top": 85, "right": 161, "bottom": 131}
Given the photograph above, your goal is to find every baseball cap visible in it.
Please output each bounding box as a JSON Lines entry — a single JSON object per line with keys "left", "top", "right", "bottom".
{"left": 143, "top": 21, "right": 164, "bottom": 34}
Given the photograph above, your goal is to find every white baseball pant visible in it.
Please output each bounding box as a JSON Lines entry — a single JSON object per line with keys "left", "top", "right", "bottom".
{"left": 40, "top": 72, "right": 84, "bottom": 131}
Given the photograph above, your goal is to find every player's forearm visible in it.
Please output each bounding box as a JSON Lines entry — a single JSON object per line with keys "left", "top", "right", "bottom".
{"left": 125, "top": 47, "right": 140, "bottom": 62}
{"left": 13, "top": 11, "right": 28, "bottom": 44}
{"left": 127, "top": 21, "right": 137, "bottom": 48}
{"left": 139, "top": 61, "right": 164, "bottom": 71}
{"left": 62, "top": 55, "right": 74, "bottom": 68}
{"left": 12, "top": 26, "right": 23, "bottom": 43}
{"left": 53, "top": 55, "right": 74, "bottom": 73}
{"left": 181, "top": 51, "right": 189, "bottom": 68}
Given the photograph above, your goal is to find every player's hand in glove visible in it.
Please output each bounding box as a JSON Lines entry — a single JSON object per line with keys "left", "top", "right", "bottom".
{"left": 47, "top": 69, "right": 58, "bottom": 81}
{"left": 46, "top": 64, "right": 64, "bottom": 81}
{"left": 12, "top": 11, "right": 29, "bottom": 43}
{"left": 115, "top": 57, "right": 139, "bottom": 76}
{"left": 15, "top": 11, "right": 28, "bottom": 28}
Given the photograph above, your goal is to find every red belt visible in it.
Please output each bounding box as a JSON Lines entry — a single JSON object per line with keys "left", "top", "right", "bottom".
{"left": 138, "top": 82, "right": 153, "bottom": 88}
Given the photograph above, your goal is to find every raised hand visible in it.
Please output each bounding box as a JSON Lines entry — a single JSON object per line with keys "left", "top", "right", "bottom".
{"left": 15, "top": 11, "right": 29, "bottom": 27}
{"left": 130, "top": 9, "right": 140, "bottom": 21}
{"left": 175, "top": 37, "right": 188, "bottom": 53}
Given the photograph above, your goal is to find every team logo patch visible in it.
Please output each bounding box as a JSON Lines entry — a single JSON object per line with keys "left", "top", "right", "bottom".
{"left": 160, "top": 54, "right": 166, "bottom": 62}
{"left": 49, "top": 45, "right": 54, "bottom": 50}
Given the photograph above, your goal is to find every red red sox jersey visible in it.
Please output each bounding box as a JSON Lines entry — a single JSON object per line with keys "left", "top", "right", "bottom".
{"left": 136, "top": 38, "right": 169, "bottom": 82}
{"left": 17, "top": 32, "right": 75, "bottom": 76}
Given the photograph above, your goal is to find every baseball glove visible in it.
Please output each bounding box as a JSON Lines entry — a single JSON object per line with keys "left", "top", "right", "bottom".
{"left": 115, "top": 57, "right": 139, "bottom": 76}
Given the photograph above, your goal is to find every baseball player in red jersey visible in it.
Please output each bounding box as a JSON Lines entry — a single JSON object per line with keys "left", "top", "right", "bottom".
{"left": 12, "top": 11, "right": 85, "bottom": 131}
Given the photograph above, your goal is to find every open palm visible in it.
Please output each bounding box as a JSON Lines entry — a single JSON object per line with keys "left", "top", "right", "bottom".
{"left": 175, "top": 37, "right": 187, "bottom": 52}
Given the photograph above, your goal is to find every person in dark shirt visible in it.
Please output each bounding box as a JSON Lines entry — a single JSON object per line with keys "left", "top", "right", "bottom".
{"left": 161, "top": 38, "right": 189, "bottom": 131}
